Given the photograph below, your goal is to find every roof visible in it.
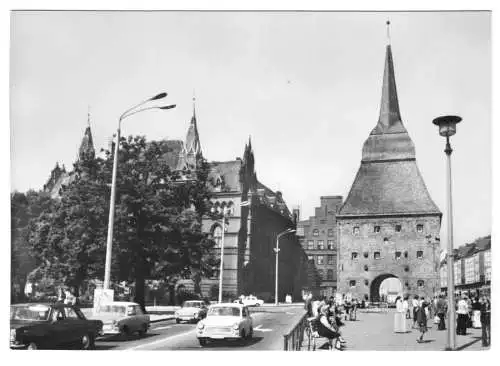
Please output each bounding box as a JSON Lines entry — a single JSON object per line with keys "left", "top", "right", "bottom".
{"left": 339, "top": 156, "right": 441, "bottom": 217}
{"left": 209, "top": 160, "right": 243, "bottom": 192}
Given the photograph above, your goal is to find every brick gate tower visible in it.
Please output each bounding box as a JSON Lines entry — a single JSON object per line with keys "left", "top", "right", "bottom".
{"left": 336, "top": 24, "right": 442, "bottom": 302}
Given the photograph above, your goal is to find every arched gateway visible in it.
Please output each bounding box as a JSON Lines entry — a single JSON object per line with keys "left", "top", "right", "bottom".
{"left": 335, "top": 26, "right": 441, "bottom": 301}
{"left": 370, "top": 274, "right": 400, "bottom": 303}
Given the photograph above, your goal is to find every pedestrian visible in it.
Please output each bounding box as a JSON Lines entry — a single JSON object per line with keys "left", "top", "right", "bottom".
{"left": 416, "top": 299, "right": 428, "bottom": 343}
{"left": 436, "top": 294, "right": 447, "bottom": 331}
{"left": 394, "top": 296, "right": 407, "bottom": 333}
{"left": 403, "top": 295, "right": 410, "bottom": 319}
{"left": 479, "top": 294, "right": 490, "bottom": 347}
{"left": 472, "top": 297, "right": 482, "bottom": 329}
{"left": 456, "top": 295, "right": 469, "bottom": 336}
{"left": 412, "top": 295, "right": 419, "bottom": 328}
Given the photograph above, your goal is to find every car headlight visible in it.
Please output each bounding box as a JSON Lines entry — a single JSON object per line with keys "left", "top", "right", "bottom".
{"left": 232, "top": 323, "right": 239, "bottom": 330}
{"left": 197, "top": 322, "right": 205, "bottom": 330}
{"left": 10, "top": 329, "right": 16, "bottom": 342}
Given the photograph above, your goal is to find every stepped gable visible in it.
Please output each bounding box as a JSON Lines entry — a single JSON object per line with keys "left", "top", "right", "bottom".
{"left": 339, "top": 41, "right": 440, "bottom": 217}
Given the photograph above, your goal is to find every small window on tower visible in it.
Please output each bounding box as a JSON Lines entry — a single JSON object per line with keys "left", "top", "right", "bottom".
{"left": 374, "top": 252, "right": 381, "bottom": 260}
{"left": 417, "top": 250, "right": 424, "bottom": 259}
{"left": 374, "top": 226, "right": 381, "bottom": 233}
{"left": 351, "top": 252, "right": 358, "bottom": 260}
{"left": 364, "top": 279, "right": 369, "bottom": 286}
{"left": 364, "top": 265, "right": 369, "bottom": 272}
{"left": 395, "top": 251, "right": 401, "bottom": 260}
{"left": 417, "top": 224, "right": 424, "bottom": 233}
{"left": 349, "top": 280, "right": 356, "bottom": 287}
{"left": 417, "top": 280, "right": 425, "bottom": 288}
{"left": 353, "top": 227, "right": 360, "bottom": 235}
{"left": 404, "top": 251, "right": 408, "bottom": 258}
{"left": 395, "top": 225, "right": 402, "bottom": 232}
{"left": 363, "top": 252, "right": 369, "bottom": 258}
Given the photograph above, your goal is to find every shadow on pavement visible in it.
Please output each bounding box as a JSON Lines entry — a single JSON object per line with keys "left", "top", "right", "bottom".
{"left": 97, "top": 333, "right": 159, "bottom": 343}
{"left": 455, "top": 337, "right": 481, "bottom": 351}
{"left": 203, "top": 336, "right": 264, "bottom": 348}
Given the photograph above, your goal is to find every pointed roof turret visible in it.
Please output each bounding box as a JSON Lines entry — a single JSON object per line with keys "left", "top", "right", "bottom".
{"left": 185, "top": 95, "right": 202, "bottom": 157}
{"left": 78, "top": 111, "right": 95, "bottom": 162}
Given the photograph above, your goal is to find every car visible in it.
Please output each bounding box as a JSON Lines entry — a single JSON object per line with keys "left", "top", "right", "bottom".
{"left": 234, "top": 295, "right": 264, "bottom": 307}
{"left": 90, "top": 301, "right": 150, "bottom": 337}
{"left": 196, "top": 303, "right": 253, "bottom": 346}
{"left": 175, "top": 300, "right": 208, "bottom": 323}
{"left": 10, "top": 302, "right": 103, "bottom": 350}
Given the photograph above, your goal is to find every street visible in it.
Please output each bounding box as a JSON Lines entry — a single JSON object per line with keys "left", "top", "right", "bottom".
{"left": 94, "top": 305, "right": 305, "bottom": 351}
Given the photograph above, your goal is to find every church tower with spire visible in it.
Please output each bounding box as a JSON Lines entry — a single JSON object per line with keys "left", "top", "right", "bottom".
{"left": 336, "top": 22, "right": 442, "bottom": 301}
{"left": 183, "top": 97, "right": 203, "bottom": 169}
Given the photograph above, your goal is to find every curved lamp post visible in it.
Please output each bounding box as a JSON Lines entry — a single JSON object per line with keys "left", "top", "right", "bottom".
{"left": 103, "top": 93, "right": 176, "bottom": 291}
{"left": 432, "top": 114, "right": 462, "bottom": 351}
{"left": 274, "top": 228, "right": 296, "bottom": 305}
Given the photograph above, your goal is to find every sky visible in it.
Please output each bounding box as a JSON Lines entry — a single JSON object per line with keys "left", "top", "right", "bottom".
{"left": 10, "top": 11, "right": 491, "bottom": 250}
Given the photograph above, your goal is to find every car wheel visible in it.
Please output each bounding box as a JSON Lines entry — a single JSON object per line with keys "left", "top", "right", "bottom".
{"left": 138, "top": 324, "right": 148, "bottom": 336}
{"left": 198, "top": 338, "right": 207, "bottom": 347}
{"left": 81, "top": 333, "right": 95, "bottom": 350}
{"left": 122, "top": 326, "right": 131, "bottom": 338}
{"left": 27, "top": 342, "right": 38, "bottom": 350}
{"left": 247, "top": 327, "right": 253, "bottom": 339}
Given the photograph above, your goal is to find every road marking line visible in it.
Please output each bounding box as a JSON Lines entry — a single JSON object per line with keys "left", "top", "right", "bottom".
{"left": 153, "top": 325, "right": 171, "bottom": 330}
{"left": 254, "top": 324, "right": 273, "bottom": 332}
{"left": 126, "top": 329, "right": 196, "bottom": 350}
{"left": 286, "top": 312, "right": 294, "bottom": 315}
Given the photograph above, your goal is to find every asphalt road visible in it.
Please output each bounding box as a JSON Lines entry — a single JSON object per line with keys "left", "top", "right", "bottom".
{"left": 95, "top": 305, "right": 305, "bottom": 351}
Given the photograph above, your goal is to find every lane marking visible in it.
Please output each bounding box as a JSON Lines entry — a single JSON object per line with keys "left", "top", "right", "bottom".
{"left": 254, "top": 324, "right": 272, "bottom": 332}
{"left": 153, "top": 325, "right": 172, "bottom": 330}
{"left": 286, "top": 312, "right": 294, "bottom": 315}
{"left": 127, "top": 329, "right": 196, "bottom": 350}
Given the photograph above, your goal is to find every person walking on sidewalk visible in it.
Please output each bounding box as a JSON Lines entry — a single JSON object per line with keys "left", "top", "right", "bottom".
{"left": 436, "top": 295, "right": 447, "bottom": 331}
{"left": 480, "top": 295, "right": 491, "bottom": 347}
{"left": 416, "top": 298, "right": 428, "bottom": 343}
{"left": 394, "top": 296, "right": 408, "bottom": 333}
{"left": 412, "top": 295, "right": 419, "bottom": 329}
{"left": 456, "top": 295, "right": 469, "bottom": 336}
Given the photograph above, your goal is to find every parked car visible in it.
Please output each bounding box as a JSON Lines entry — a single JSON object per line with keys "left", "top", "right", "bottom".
{"left": 233, "top": 295, "right": 264, "bottom": 307}
{"left": 196, "top": 303, "right": 253, "bottom": 346}
{"left": 10, "top": 302, "right": 103, "bottom": 350}
{"left": 90, "top": 301, "right": 150, "bottom": 337}
{"left": 175, "top": 300, "right": 208, "bottom": 323}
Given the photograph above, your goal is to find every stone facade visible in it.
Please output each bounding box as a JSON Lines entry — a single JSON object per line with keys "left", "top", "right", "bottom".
{"left": 337, "top": 39, "right": 442, "bottom": 301}
{"left": 297, "top": 196, "right": 343, "bottom": 298}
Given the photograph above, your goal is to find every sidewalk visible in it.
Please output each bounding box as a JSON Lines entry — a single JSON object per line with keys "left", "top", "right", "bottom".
{"left": 302, "top": 310, "right": 488, "bottom": 351}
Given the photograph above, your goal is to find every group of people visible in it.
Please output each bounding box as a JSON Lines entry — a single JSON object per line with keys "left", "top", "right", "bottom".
{"left": 394, "top": 292, "right": 491, "bottom": 347}
{"left": 304, "top": 293, "right": 359, "bottom": 350}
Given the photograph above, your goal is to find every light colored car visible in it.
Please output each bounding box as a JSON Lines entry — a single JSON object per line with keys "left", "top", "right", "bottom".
{"left": 175, "top": 300, "right": 208, "bottom": 323}
{"left": 234, "top": 295, "right": 264, "bottom": 307}
{"left": 91, "top": 302, "right": 150, "bottom": 337}
{"left": 196, "top": 303, "right": 253, "bottom": 346}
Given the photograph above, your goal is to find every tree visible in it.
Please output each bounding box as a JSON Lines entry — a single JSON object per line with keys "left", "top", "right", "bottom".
{"left": 11, "top": 190, "right": 55, "bottom": 302}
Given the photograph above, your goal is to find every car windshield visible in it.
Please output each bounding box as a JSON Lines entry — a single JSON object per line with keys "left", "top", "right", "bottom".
{"left": 183, "top": 301, "right": 202, "bottom": 308}
{"left": 96, "top": 305, "right": 126, "bottom": 315}
{"left": 10, "top": 304, "right": 51, "bottom": 321}
{"left": 208, "top": 307, "right": 241, "bottom": 317}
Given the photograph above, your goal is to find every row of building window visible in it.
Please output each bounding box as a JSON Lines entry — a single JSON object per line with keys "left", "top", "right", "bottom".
{"left": 306, "top": 240, "right": 335, "bottom": 250}
{"left": 351, "top": 250, "right": 423, "bottom": 260}
{"left": 307, "top": 255, "right": 335, "bottom": 265}
{"left": 352, "top": 224, "right": 424, "bottom": 235}
{"left": 311, "top": 228, "right": 335, "bottom": 237}
{"left": 317, "top": 269, "right": 335, "bottom": 281}
{"left": 349, "top": 279, "right": 426, "bottom": 288}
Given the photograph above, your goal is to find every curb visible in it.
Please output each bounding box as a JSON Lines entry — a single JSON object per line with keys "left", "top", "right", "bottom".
{"left": 150, "top": 316, "right": 174, "bottom": 323}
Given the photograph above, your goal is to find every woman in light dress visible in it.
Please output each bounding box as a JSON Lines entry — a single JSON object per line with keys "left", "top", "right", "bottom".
{"left": 394, "top": 296, "right": 408, "bottom": 333}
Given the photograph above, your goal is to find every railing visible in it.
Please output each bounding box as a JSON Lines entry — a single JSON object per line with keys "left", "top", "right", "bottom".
{"left": 283, "top": 312, "right": 308, "bottom": 351}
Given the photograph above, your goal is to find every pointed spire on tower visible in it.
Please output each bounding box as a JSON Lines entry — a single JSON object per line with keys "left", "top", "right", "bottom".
{"left": 372, "top": 20, "right": 406, "bottom": 135}
{"left": 78, "top": 110, "right": 95, "bottom": 162}
{"left": 184, "top": 93, "right": 202, "bottom": 167}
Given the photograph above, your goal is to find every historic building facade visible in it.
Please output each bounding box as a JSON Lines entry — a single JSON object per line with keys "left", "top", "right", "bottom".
{"left": 336, "top": 37, "right": 442, "bottom": 302}
{"left": 44, "top": 103, "right": 312, "bottom": 303}
{"left": 296, "top": 196, "right": 343, "bottom": 298}
{"left": 440, "top": 235, "right": 491, "bottom": 297}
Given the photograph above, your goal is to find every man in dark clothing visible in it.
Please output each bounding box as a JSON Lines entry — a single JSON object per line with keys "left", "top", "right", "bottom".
{"left": 436, "top": 295, "right": 448, "bottom": 331}
{"left": 480, "top": 295, "right": 491, "bottom": 347}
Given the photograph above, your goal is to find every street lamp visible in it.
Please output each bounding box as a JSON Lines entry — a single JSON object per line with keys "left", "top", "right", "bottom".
{"left": 103, "top": 92, "right": 176, "bottom": 291}
{"left": 432, "top": 114, "right": 462, "bottom": 351}
{"left": 274, "top": 228, "right": 296, "bottom": 306}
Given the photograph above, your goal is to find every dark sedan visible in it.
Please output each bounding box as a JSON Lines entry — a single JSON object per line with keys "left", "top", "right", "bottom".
{"left": 10, "top": 302, "right": 103, "bottom": 350}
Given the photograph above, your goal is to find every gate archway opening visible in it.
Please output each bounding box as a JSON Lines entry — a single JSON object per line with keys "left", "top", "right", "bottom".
{"left": 369, "top": 274, "right": 402, "bottom": 303}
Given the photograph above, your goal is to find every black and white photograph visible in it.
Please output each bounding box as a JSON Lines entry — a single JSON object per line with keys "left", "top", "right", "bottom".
{"left": 7, "top": 6, "right": 492, "bottom": 353}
